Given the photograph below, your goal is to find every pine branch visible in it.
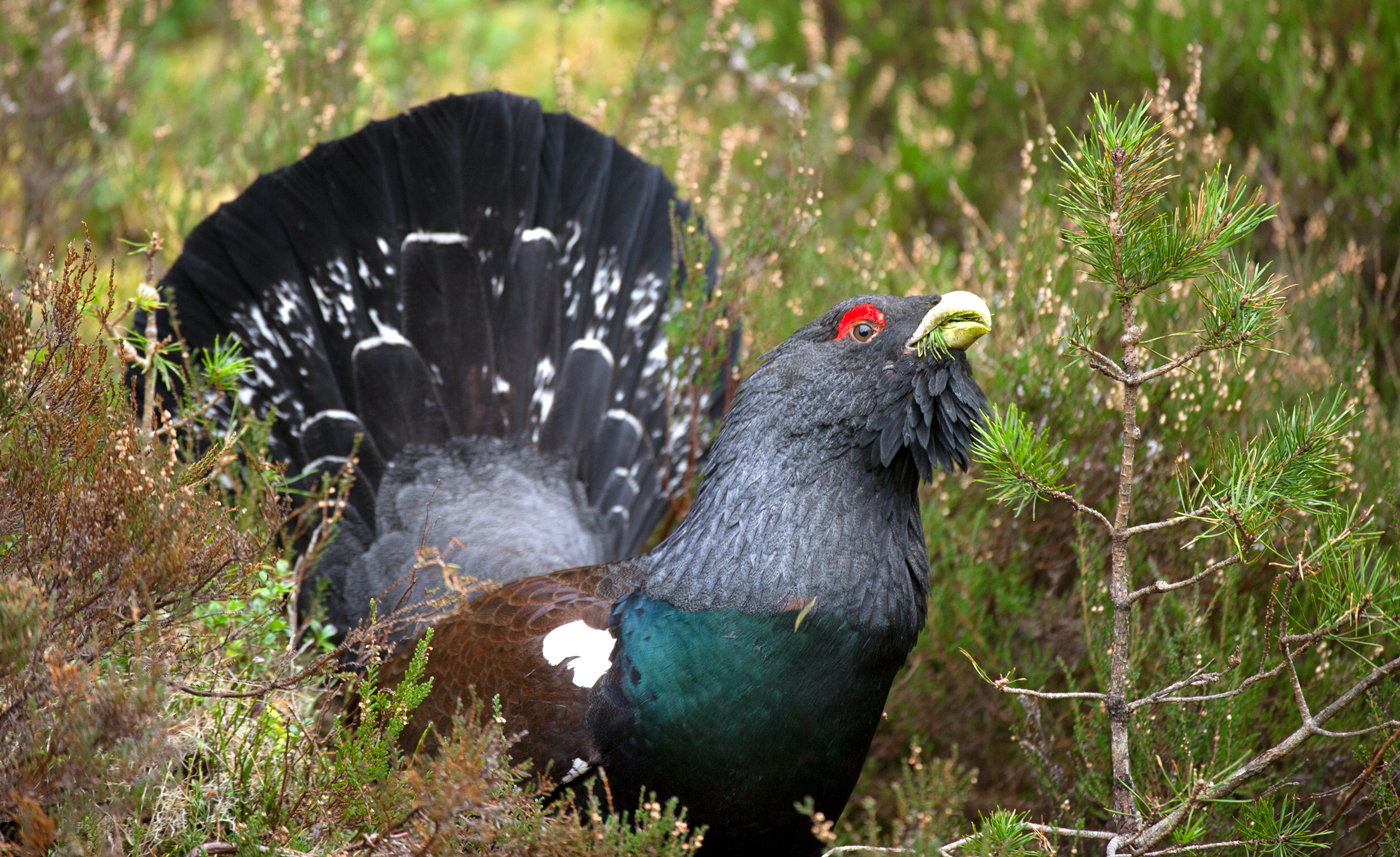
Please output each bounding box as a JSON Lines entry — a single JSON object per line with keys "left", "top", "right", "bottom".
{"left": 1179, "top": 395, "right": 1355, "bottom": 553}
{"left": 971, "top": 405, "right": 1111, "bottom": 527}
{"left": 973, "top": 95, "right": 1384, "bottom": 856}
{"left": 1128, "top": 653, "right": 1400, "bottom": 853}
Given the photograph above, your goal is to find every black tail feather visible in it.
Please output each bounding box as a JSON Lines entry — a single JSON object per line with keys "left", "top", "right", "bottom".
{"left": 152, "top": 90, "right": 723, "bottom": 563}
{"left": 351, "top": 336, "right": 452, "bottom": 461}
{"left": 297, "top": 410, "right": 387, "bottom": 491}
{"left": 538, "top": 340, "right": 615, "bottom": 459}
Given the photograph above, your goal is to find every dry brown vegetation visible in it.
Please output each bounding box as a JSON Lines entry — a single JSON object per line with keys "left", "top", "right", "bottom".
{"left": 1, "top": 0, "right": 1398, "bottom": 854}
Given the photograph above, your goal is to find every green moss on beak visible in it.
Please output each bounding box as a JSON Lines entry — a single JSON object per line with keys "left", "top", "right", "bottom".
{"left": 907, "top": 291, "right": 992, "bottom": 357}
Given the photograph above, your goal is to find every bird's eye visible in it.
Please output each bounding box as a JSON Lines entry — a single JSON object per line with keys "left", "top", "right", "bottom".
{"left": 835, "top": 303, "right": 886, "bottom": 343}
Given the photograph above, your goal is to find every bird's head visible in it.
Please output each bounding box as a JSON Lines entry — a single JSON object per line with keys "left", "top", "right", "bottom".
{"left": 646, "top": 290, "right": 991, "bottom": 622}
{"left": 736, "top": 291, "right": 991, "bottom": 481}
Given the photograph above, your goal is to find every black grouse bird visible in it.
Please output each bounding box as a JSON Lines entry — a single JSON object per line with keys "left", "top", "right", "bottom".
{"left": 154, "top": 91, "right": 991, "bottom": 855}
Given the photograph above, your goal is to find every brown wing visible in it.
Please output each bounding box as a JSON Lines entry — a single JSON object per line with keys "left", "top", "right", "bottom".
{"left": 381, "top": 563, "right": 630, "bottom": 781}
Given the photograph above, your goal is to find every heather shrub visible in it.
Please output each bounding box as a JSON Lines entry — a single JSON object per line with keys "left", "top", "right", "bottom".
{"left": 1, "top": 0, "right": 1396, "bottom": 854}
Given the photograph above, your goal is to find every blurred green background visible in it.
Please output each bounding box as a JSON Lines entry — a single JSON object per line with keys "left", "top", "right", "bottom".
{"left": 3, "top": 0, "right": 1398, "bottom": 848}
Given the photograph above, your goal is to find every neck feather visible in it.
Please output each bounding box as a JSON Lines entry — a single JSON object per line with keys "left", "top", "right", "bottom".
{"left": 642, "top": 376, "right": 929, "bottom": 635}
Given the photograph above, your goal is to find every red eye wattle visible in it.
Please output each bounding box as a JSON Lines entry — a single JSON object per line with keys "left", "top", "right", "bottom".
{"left": 836, "top": 304, "right": 886, "bottom": 342}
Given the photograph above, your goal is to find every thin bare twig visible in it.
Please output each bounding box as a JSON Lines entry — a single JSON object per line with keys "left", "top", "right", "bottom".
{"left": 1133, "top": 344, "right": 1206, "bottom": 383}
{"left": 1027, "top": 823, "right": 1116, "bottom": 840}
{"left": 1128, "top": 664, "right": 1224, "bottom": 708}
{"left": 1128, "top": 653, "right": 1400, "bottom": 853}
{"left": 1337, "top": 804, "right": 1400, "bottom": 857}
{"left": 1313, "top": 722, "right": 1400, "bottom": 740}
{"left": 936, "top": 837, "right": 973, "bottom": 856}
{"left": 1130, "top": 660, "right": 1286, "bottom": 710}
{"left": 1134, "top": 319, "right": 1259, "bottom": 385}
{"left": 963, "top": 650, "right": 1107, "bottom": 702}
{"left": 996, "top": 685, "right": 1108, "bottom": 702}
{"left": 1281, "top": 623, "right": 1313, "bottom": 722}
{"left": 1280, "top": 606, "right": 1370, "bottom": 651}
{"left": 173, "top": 640, "right": 351, "bottom": 699}
{"left": 1126, "top": 555, "right": 1241, "bottom": 604}
{"left": 940, "top": 823, "right": 1116, "bottom": 856}
{"left": 1045, "top": 487, "right": 1114, "bottom": 529}
{"left": 1138, "top": 839, "right": 1256, "bottom": 856}
{"left": 1069, "top": 337, "right": 1131, "bottom": 383}
{"left": 1121, "top": 509, "right": 1206, "bottom": 537}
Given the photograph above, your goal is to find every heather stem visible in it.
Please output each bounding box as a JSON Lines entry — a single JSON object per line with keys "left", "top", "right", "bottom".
{"left": 139, "top": 236, "right": 162, "bottom": 443}
{"left": 141, "top": 292, "right": 158, "bottom": 442}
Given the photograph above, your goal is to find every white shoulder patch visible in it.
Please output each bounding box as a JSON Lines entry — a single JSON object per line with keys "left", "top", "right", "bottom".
{"left": 541, "top": 620, "right": 614, "bottom": 688}
{"left": 559, "top": 757, "right": 591, "bottom": 785}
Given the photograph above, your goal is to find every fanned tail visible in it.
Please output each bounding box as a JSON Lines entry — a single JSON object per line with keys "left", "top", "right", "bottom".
{"left": 149, "top": 92, "right": 724, "bottom": 636}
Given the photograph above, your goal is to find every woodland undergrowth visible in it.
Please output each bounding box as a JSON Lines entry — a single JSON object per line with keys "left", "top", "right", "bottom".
{"left": 2, "top": 1, "right": 1398, "bottom": 855}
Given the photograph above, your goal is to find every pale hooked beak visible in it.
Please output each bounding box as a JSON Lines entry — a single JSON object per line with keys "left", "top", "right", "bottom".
{"left": 906, "top": 291, "right": 992, "bottom": 353}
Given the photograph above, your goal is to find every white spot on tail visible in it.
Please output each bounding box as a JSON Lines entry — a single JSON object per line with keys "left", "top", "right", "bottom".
{"left": 604, "top": 408, "right": 644, "bottom": 435}
{"left": 626, "top": 271, "right": 666, "bottom": 333}
{"left": 301, "top": 409, "right": 361, "bottom": 433}
{"left": 357, "top": 255, "right": 382, "bottom": 291}
{"left": 353, "top": 329, "right": 411, "bottom": 356}
{"left": 590, "top": 248, "right": 623, "bottom": 334}
{"left": 367, "top": 309, "right": 398, "bottom": 338}
{"left": 521, "top": 227, "right": 558, "bottom": 246}
{"left": 541, "top": 620, "right": 613, "bottom": 688}
{"left": 402, "top": 231, "right": 469, "bottom": 248}
{"left": 569, "top": 338, "right": 615, "bottom": 368}
{"left": 376, "top": 237, "right": 391, "bottom": 256}
{"left": 532, "top": 356, "right": 556, "bottom": 425}
{"left": 562, "top": 220, "right": 583, "bottom": 259}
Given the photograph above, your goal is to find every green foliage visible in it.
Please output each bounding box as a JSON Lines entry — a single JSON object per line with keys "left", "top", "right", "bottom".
{"left": 200, "top": 334, "right": 255, "bottom": 391}
{"left": 963, "top": 810, "right": 1038, "bottom": 857}
{"left": 1236, "top": 798, "right": 1329, "bottom": 857}
{"left": 1182, "top": 395, "right": 1354, "bottom": 552}
{"left": 831, "top": 742, "right": 975, "bottom": 852}
{"left": 0, "top": 239, "right": 281, "bottom": 846}
{"left": 0, "top": 578, "right": 48, "bottom": 680}
{"left": 331, "top": 633, "right": 435, "bottom": 827}
{"left": 971, "top": 404, "right": 1071, "bottom": 518}
{"left": 1058, "top": 95, "right": 1274, "bottom": 298}
{"left": 2, "top": 1, "right": 1399, "bottom": 854}
{"left": 1196, "top": 254, "right": 1286, "bottom": 359}
{"left": 961, "top": 94, "right": 1396, "bottom": 855}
